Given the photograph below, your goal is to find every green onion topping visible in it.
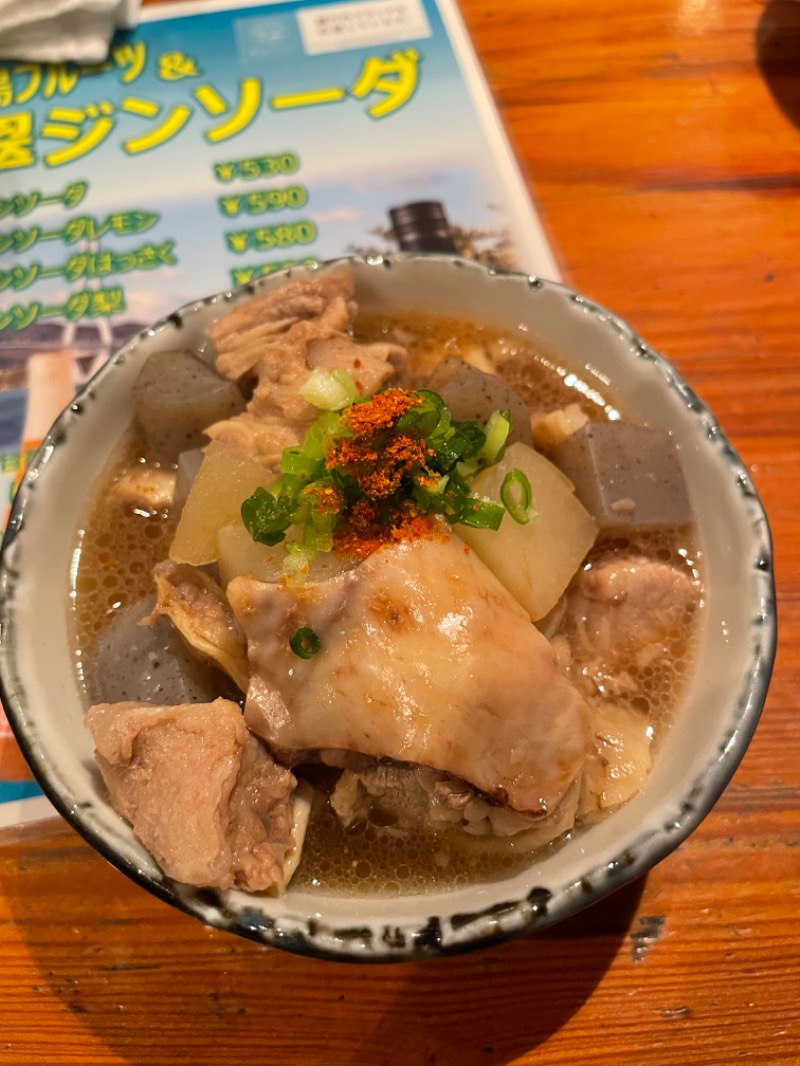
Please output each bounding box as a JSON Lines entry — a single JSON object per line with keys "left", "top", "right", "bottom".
{"left": 501, "top": 469, "right": 538, "bottom": 525}
{"left": 479, "top": 409, "right": 511, "bottom": 465}
{"left": 300, "top": 368, "right": 358, "bottom": 411}
{"left": 240, "top": 379, "right": 530, "bottom": 559}
{"left": 289, "top": 626, "right": 322, "bottom": 658}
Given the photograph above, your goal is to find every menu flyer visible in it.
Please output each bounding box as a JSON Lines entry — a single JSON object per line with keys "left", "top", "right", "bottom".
{"left": 0, "top": 0, "right": 559, "bottom": 831}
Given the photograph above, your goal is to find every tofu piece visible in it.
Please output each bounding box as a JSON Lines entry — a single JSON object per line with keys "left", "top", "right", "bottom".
{"left": 550, "top": 423, "right": 692, "bottom": 532}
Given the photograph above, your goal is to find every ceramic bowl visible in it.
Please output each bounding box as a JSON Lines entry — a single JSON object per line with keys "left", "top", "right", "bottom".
{"left": 0, "top": 255, "right": 776, "bottom": 961}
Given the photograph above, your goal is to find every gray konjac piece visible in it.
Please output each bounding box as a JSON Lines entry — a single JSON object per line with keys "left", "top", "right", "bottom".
{"left": 134, "top": 349, "right": 245, "bottom": 462}
{"left": 551, "top": 423, "right": 692, "bottom": 532}
{"left": 426, "top": 358, "right": 534, "bottom": 448}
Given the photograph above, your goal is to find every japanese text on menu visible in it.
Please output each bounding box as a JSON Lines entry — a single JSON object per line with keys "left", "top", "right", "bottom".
{"left": 0, "top": 40, "right": 422, "bottom": 330}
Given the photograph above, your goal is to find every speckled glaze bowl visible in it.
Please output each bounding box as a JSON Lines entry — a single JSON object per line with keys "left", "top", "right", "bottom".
{"left": 0, "top": 255, "right": 776, "bottom": 961}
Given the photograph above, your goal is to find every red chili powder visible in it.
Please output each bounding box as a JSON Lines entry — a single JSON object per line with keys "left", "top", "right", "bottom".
{"left": 325, "top": 389, "right": 441, "bottom": 557}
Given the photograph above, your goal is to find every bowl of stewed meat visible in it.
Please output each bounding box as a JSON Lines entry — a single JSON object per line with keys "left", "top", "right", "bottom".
{"left": 0, "top": 255, "right": 775, "bottom": 960}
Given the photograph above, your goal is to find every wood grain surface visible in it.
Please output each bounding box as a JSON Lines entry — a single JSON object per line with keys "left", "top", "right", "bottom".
{"left": 2, "top": 1, "right": 799, "bottom": 1063}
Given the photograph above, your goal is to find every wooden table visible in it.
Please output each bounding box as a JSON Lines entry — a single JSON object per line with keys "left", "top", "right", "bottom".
{"left": 2, "top": 1, "right": 799, "bottom": 1062}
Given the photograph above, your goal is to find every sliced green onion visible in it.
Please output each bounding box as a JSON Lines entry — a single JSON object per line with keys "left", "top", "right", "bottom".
{"left": 289, "top": 626, "right": 321, "bottom": 658}
{"left": 426, "top": 407, "right": 452, "bottom": 444}
{"left": 269, "top": 472, "right": 303, "bottom": 499}
{"left": 241, "top": 487, "right": 293, "bottom": 546}
{"left": 301, "top": 410, "right": 344, "bottom": 460}
{"left": 412, "top": 473, "right": 450, "bottom": 510}
{"left": 285, "top": 540, "right": 312, "bottom": 554}
{"left": 431, "top": 423, "right": 485, "bottom": 475}
{"left": 329, "top": 465, "right": 360, "bottom": 500}
{"left": 421, "top": 473, "right": 449, "bottom": 497}
{"left": 479, "top": 410, "right": 511, "bottom": 464}
{"left": 282, "top": 544, "right": 314, "bottom": 584}
{"left": 298, "top": 496, "right": 337, "bottom": 551}
{"left": 456, "top": 457, "right": 481, "bottom": 480}
{"left": 448, "top": 422, "right": 485, "bottom": 462}
{"left": 456, "top": 496, "right": 505, "bottom": 530}
{"left": 281, "top": 447, "right": 324, "bottom": 481}
{"left": 396, "top": 390, "right": 445, "bottom": 437}
{"left": 300, "top": 368, "right": 357, "bottom": 411}
{"left": 242, "top": 383, "right": 527, "bottom": 556}
{"left": 501, "top": 469, "right": 538, "bottom": 525}
{"left": 303, "top": 522, "right": 334, "bottom": 552}
{"left": 428, "top": 434, "right": 462, "bottom": 470}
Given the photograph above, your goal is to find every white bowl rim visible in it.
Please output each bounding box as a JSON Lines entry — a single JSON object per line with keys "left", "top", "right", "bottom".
{"left": 0, "top": 253, "right": 777, "bottom": 962}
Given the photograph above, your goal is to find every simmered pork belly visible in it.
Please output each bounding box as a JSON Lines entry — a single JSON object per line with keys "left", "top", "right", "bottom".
{"left": 228, "top": 534, "right": 592, "bottom": 817}
{"left": 206, "top": 269, "right": 407, "bottom": 468}
{"left": 86, "top": 699, "right": 301, "bottom": 892}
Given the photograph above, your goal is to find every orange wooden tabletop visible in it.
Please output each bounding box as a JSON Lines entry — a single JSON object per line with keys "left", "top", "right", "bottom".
{"left": 2, "top": 1, "right": 799, "bottom": 1063}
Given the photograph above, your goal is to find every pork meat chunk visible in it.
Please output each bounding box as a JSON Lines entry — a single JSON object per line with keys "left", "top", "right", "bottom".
{"left": 210, "top": 267, "right": 357, "bottom": 382}
{"left": 556, "top": 554, "right": 700, "bottom": 702}
{"left": 569, "top": 555, "right": 700, "bottom": 651}
{"left": 205, "top": 268, "right": 407, "bottom": 468}
{"left": 558, "top": 554, "right": 699, "bottom": 660}
{"left": 331, "top": 764, "right": 473, "bottom": 832}
{"left": 306, "top": 333, "right": 407, "bottom": 400}
{"left": 227, "top": 534, "right": 592, "bottom": 817}
{"left": 86, "top": 699, "right": 298, "bottom": 892}
{"left": 330, "top": 762, "right": 576, "bottom": 844}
